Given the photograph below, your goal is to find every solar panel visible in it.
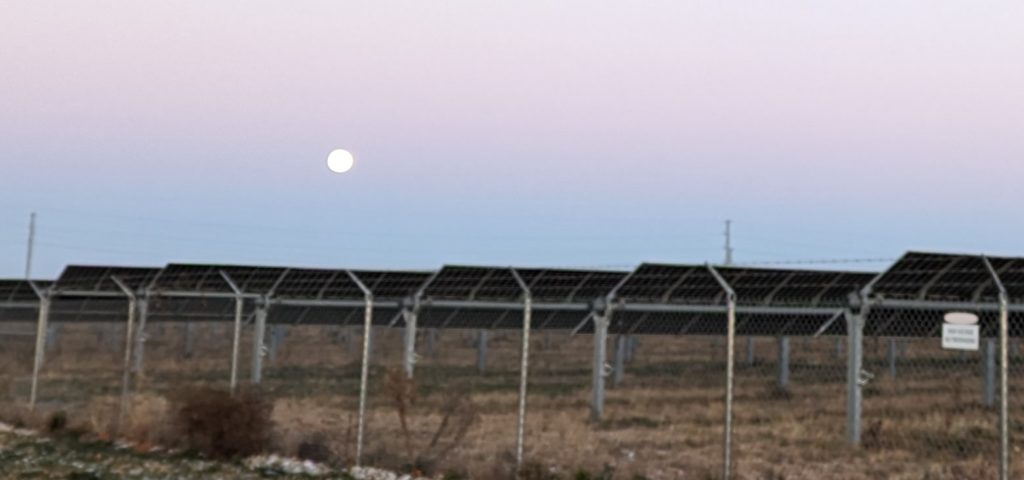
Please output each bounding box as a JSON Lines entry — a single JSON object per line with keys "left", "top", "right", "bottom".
{"left": 272, "top": 268, "right": 361, "bottom": 300}
{"left": 871, "top": 252, "right": 1024, "bottom": 304}
{"left": 148, "top": 296, "right": 252, "bottom": 322}
{"left": 617, "top": 264, "right": 725, "bottom": 305}
{"left": 47, "top": 298, "right": 132, "bottom": 323}
{"left": 418, "top": 307, "right": 524, "bottom": 330}
{"left": 150, "top": 264, "right": 288, "bottom": 295}
{"left": 53, "top": 265, "right": 162, "bottom": 295}
{"left": 0, "top": 279, "right": 49, "bottom": 303}
{"left": 617, "top": 263, "right": 875, "bottom": 307}
{"left": 515, "top": 268, "right": 628, "bottom": 303}
{"left": 422, "top": 266, "right": 524, "bottom": 301}
{"left": 352, "top": 270, "right": 434, "bottom": 300}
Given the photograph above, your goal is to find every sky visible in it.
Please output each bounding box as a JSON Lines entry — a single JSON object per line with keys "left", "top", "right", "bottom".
{"left": 1, "top": 1, "right": 1023, "bottom": 279}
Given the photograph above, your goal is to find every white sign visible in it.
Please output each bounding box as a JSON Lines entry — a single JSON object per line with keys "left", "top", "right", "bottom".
{"left": 942, "top": 323, "right": 980, "bottom": 351}
{"left": 944, "top": 312, "right": 979, "bottom": 325}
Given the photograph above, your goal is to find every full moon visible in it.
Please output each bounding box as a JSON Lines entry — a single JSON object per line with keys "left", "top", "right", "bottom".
{"left": 326, "top": 149, "right": 355, "bottom": 173}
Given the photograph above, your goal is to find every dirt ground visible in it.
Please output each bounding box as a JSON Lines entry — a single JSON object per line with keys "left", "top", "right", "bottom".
{"left": 1, "top": 323, "right": 1020, "bottom": 479}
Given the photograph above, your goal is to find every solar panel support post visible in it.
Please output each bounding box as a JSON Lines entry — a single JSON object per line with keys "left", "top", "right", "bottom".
{"left": 777, "top": 336, "right": 790, "bottom": 390}
{"left": 268, "top": 325, "right": 285, "bottom": 363}
{"left": 476, "top": 329, "right": 488, "bottom": 373}
{"left": 510, "top": 268, "right": 533, "bottom": 473}
{"left": 251, "top": 297, "right": 269, "bottom": 384}
{"left": 887, "top": 339, "right": 898, "bottom": 377}
{"left": 110, "top": 276, "right": 137, "bottom": 436}
{"left": 707, "top": 264, "right": 737, "bottom": 480}
{"left": 27, "top": 283, "right": 50, "bottom": 411}
{"left": 982, "top": 256, "right": 1009, "bottom": 480}
{"left": 984, "top": 338, "right": 996, "bottom": 407}
{"left": 219, "top": 270, "right": 245, "bottom": 394}
{"left": 591, "top": 308, "right": 610, "bottom": 421}
{"left": 612, "top": 334, "right": 626, "bottom": 387}
{"left": 346, "top": 270, "right": 374, "bottom": 468}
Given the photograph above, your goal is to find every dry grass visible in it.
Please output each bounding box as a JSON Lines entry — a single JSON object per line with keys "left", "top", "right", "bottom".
{"left": 2, "top": 324, "right": 1022, "bottom": 479}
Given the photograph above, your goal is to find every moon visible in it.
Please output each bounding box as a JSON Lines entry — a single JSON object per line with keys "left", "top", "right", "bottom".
{"left": 326, "top": 149, "right": 355, "bottom": 173}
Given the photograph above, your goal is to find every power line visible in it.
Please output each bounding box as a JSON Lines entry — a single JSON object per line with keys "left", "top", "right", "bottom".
{"left": 739, "top": 257, "right": 896, "bottom": 267}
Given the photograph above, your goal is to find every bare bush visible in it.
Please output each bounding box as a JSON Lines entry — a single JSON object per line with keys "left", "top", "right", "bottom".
{"left": 381, "top": 367, "right": 479, "bottom": 473}
{"left": 169, "top": 386, "right": 273, "bottom": 459}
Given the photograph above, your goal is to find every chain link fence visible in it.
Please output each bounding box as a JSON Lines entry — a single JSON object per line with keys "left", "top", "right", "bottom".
{"left": 2, "top": 254, "right": 1022, "bottom": 479}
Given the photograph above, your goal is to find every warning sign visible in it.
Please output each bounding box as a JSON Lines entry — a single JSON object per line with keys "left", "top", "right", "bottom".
{"left": 942, "top": 323, "right": 980, "bottom": 351}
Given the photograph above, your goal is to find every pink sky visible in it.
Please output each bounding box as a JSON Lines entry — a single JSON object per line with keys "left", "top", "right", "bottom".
{"left": 2, "top": 2, "right": 1023, "bottom": 277}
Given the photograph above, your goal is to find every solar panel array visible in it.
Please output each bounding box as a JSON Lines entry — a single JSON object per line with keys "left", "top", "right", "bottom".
{"left": 2, "top": 251, "right": 1023, "bottom": 336}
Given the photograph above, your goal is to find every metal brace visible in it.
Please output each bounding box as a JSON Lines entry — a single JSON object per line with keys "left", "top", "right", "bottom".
{"left": 858, "top": 369, "right": 874, "bottom": 386}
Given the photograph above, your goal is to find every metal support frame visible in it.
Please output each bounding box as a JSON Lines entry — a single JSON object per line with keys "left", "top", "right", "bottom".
{"left": 28, "top": 282, "right": 50, "bottom": 411}
{"left": 707, "top": 265, "right": 736, "bottom": 480}
{"left": 613, "top": 334, "right": 626, "bottom": 387}
{"left": 887, "top": 338, "right": 898, "bottom": 378}
{"left": 777, "top": 336, "right": 790, "bottom": 389}
{"left": 510, "top": 269, "right": 532, "bottom": 472}
{"left": 110, "top": 276, "right": 137, "bottom": 434}
{"left": 347, "top": 270, "right": 374, "bottom": 467}
{"left": 984, "top": 337, "right": 996, "bottom": 407}
{"left": 219, "top": 270, "right": 245, "bottom": 393}
{"left": 983, "top": 256, "right": 1010, "bottom": 480}
{"left": 268, "top": 325, "right": 285, "bottom": 363}
{"left": 251, "top": 297, "right": 269, "bottom": 384}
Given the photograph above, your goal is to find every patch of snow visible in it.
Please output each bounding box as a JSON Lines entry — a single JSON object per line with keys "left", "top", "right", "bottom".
{"left": 245, "top": 454, "right": 332, "bottom": 476}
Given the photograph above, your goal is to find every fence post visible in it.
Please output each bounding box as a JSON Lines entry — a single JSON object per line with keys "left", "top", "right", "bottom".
{"left": 746, "top": 337, "right": 755, "bottom": 366}
{"left": 777, "top": 336, "right": 790, "bottom": 389}
{"left": 845, "top": 309, "right": 865, "bottom": 445}
{"left": 219, "top": 271, "right": 245, "bottom": 394}
{"left": 983, "top": 256, "right": 1010, "bottom": 480}
{"left": 510, "top": 269, "right": 533, "bottom": 473}
{"left": 347, "top": 270, "right": 374, "bottom": 467}
{"left": 110, "top": 276, "right": 137, "bottom": 435}
{"left": 591, "top": 312, "right": 609, "bottom": 421}
{"left": 402, "top": 308, "right": 418, "bottom": 378}
{"left": 708, "top": 265, "right": 737, "bottom": 480}
{"left": 132, "top": 297, "right": 149, "bottom": 375}
{"left": 28, "top": 284, "right": 50, "bottom": 411}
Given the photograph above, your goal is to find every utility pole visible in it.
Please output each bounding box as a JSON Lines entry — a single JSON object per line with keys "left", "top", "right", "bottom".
{"left": 724, "top": 220, "right": 734, "bottom": 266}
{"left": 25, "top": 212, "right": 36, "bottom": 278}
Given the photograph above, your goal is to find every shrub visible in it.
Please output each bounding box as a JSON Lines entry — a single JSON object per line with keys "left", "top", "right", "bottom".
{"left": 170, "top": 386, "right": 273, "bottom": 459}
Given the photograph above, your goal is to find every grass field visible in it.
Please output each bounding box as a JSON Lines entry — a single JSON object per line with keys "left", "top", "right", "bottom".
{"left": 1, "top": 323, "right": 1020, "bottom": 479}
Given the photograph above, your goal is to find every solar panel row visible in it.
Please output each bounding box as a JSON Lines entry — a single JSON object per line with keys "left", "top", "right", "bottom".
{"left": 1, "top": 251, "right": 1019, "bottom": 336}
